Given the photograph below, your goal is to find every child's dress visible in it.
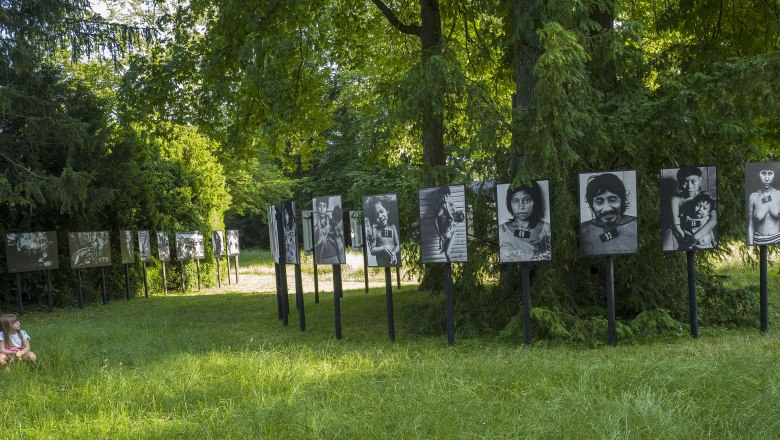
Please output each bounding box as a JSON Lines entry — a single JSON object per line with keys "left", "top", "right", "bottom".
{"left": 1, "top": 330, "right": 30, "bottom": 353}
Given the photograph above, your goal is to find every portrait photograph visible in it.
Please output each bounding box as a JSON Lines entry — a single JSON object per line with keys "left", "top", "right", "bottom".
{"left": 578, "top": 171, "right": 639, "bottom": 257}
{"left": 660, "top": 166, "right": 718, "bottom": 251}
{"left": 157, "top": 231, "right": 171, "bottom": 262}
{"left": 745, "top": 162, "right": 780, "bottom": 246}
{"left": 282, "top": 200, "right": 299, "bottom": 264}
{"left": 302, "top": 210, "right": 313, "bottom": 253}
{"left": 362, "top": 194, "right": 402, "bottom": 267}
{"left": 268, "top": 205, "right": 279, "bottom": 263}
{"left": 138, "top": 230, "right": 152, "bottom": 263}
{"left": 68, "top": 231, "right": 111, "bottom": 269}
{"left": 119, "top": 230, "right": 135, "bottom": 264}
{"left": 5, "top": 231, "right": 59, "bottom": 273}
{"left": 349, "top": 211, "right": 363, "bottom": 248}
{"left": 418, "top": 184, "right": 468, "bottom": 263}
{"left": 175, "top": 231, "right": 205, "bottom": 261}
{"left": 211, "top": 231, "right": 225, "bottom": 257}
{"left": 496, "top": 180, "right": 552, "bottom": 263}
{"left": 226, "top": 230, "right": 240, "bottom": 256}
{"left": 312, "top": 195, "right": 347, "bottom": 265}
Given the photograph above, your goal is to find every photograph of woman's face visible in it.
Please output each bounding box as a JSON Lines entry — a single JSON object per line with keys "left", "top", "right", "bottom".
{"left": 509, "top": 189, "right": 534, "bottom": 221}
{"left": 680, "top": 175, "right": 701, "bottom": 198}
{"left": 760, "top": 170, "right": 775, "bottom": 186}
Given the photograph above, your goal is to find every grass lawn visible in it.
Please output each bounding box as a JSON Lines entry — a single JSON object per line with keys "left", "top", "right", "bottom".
{"left": 1, "top": 252, "right": 779, "bottom": 439}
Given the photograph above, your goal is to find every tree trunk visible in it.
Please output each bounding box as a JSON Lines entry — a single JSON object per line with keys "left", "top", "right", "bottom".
{"left": 420, "top": 0, "right": 445, "bottom": 183}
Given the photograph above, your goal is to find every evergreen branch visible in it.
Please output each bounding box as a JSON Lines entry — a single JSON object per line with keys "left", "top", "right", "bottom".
{"left": 369, "top": 0, "right": 421, "bottom": 37}
{"left": 0, "top": 151, "right": 49, "bottom": 180}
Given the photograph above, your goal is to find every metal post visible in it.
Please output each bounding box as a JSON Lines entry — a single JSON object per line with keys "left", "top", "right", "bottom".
{"left": 226, "top": 255, "right": 232, "bottom": 285}
{"left": 333, "top": 265, "right": 343, "bottom": 340}
{"left": 760, "top": 245, "right": 768, "bottom": 333}
{"left": 196, "top": 259, "right": 201, "bottom": 290}
{"left": 216, "top": 257, "right": 222, "bottom": 288}
{"left": 77, "top": 269, "right": 84, "bottom": 309}
{"left": 180, "top": 261, "right": 186, "bottom": 292}
{"left": 522, "top": 263, "right": 532, "bottom": 345}
{"left": 100, "top": 266, "right": 108, "bottom": 305}
{"left": 162, "top": 261, "right": 168, "bottom": 294}
{"left": 124, "top": 264, "right": 131, "bottom": 300}
{"left": 142, "top": 262, "right": 149, "bottom": 298}
{"left": 234, "top": 255, "right": 239, "bottom": 283}
{"left": 606, "top": 256, "right": 616, "bottom": 347}
{"left": 444, "top": 263, "right": 455, "bottom": 346}
{"left": 15, "top": 273, "right": 23, "bottom": 315}
{"left": 313, "top": 262, "right": 319, "bottom": 303}
{"left": 687, "top": 251, "right": 699, "bottom": 338}
{"left": 295, "top": 264, "right": 305, "bottom": 331}
{"left": 45, "top": 270, "right": 53, "bottom": 312}
{"left": 363, "top": 237, "right": 369, "bottom": 293}
{"left": 385, "top": 267, "right": 395, "bottom": 341}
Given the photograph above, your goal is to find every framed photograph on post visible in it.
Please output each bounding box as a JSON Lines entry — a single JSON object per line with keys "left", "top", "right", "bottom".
{"left": 660, "top": 166, "right": 718, "bottom": 251}
{"left": 496, "top": 180, "right": 552, "bottom": 263}
{"left": 418, "top": 184, "right": 468, "bottom": 263}
{"left": 5, "top": 232, "right": 59, "bottom": 273}
{"left": 68, "top": 231, "right": 112, "bottom": 268}
{"left": 302, "top": 210, "right": 313, "bottom": 253}
{"left": 282, "top": 201, "right": 299, "bottom": 264}
{"left": 312, "top": 195, "right": 346, "bottom": 265}
{"left": 226, "top": 230, "right": 240, "bottom": 256}
{"left": 157, "top": 231, "right": 170, "bottom": 262}
{"left": 211, "top": 231, "right": 225, "bottom": 257}
{"left": 349, "top": 211, "right": 363, "bottom": 248}
{"left": 119, "top": 230, "right": 134, "bottom": 264}
{"left": 138, "top": 230, "right": 152, "bottom": 262}
{"left": 745, "top": 162, "right": 780, "bottom": 246}
{"left": 268, "top": 205, "right": 279, "bottom": 263}
{"left": 362, "top": 194, "right": 401, "bottom": 267}
{"left": 578, "top": 171, "right": 639, "bottom": 256}
{"left": 176, "top": 231, "right": 205, "bottom": 261}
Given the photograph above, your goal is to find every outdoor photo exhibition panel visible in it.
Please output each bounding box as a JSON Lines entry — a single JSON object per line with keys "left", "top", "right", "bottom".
{"left": 312, "top": 195, "right": 347, "bottom": 265}
{"left": 211, "top": 230, "right": 225, "bottom": 257}
{"left": 660, "top": 166, "right": 719, "bottom": 252}
{"left": 362, "top": 194, "right": 402, "bottom": 267}
{"left": 282, "top": 201, "right": 299, "bottom": 265}
{"left": 157, "top": 231, "right": 171, "bottom": 261}
{"left": 5, "top": 231, "right": 59, "bottom": 273}
{"left": 268, "top": 205, "right": 280, "bottom": 263}
{"left": 138, "top": 230, "right": 152, "bottom": 262}
{"left": 175, "top": 231, "right": 205, "bottom": 261}
{"left": 302, "top": 210, "right": 313, "bottom": 253}
{"left": 68, "top": 231, "right": 112, "bottom": 269}
{"left": 119, "top": 230, "right": 135, "bottom": 264}
{"left": 496, "top": 181, "right": 552, "bottom": 263}
{"left": 745, "top": 162, "right": 780, "bottom": 246}
{"left": 226, "top": 230, "right": 240, "bottom": 256}
{"left": 418, "top": 184, "right": 468, "bottom": 264}
{"left": 5, "top": 231, "right": 59, "bottom": 314}
{"left": 578, "top": 170, "right": 639, "bottom": 257}
{"left": 349, "top": 210, "right": 363, "bottom": 248}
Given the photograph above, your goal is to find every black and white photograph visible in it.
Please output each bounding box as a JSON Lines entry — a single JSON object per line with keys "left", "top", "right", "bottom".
{"left": 157, "top": 231, "right": 171, "bottom": 262}
{"left": 68, "top": 231, "right": 112, "bottom": 268}
{"left": 226, "top": 230, "right": 240, "bottom": 256}
{"left": 138, "top": 230, "right": 152, "bottom": 262}
{"left": 362, "top": 194, "right": 401, "bottom": 267}
{"left": 176, "top": 231, "right": 205, "bottom": 261}
{"left": 5, "top": 232, "right": 59, "bottom": 273}
{"left": 312, "top": 195, "right": 346, "bottom": 265}
{"left": 302, "top": 210, "right": 313, "bottom": 253}
{"left": 282, "top": 200, "right": 299, "bottom": 264}
{"left": 268, "top": 205, "right": 279, "bottom": 263}
{"left": 660, "top": 166, "right": 718, "bottom": 251}
{"left": 496, "top": 181, "right": 552, "bottom": 263}
{"left": 349, "top": 211, "right": 363, "bottom": 248}
{"left": 119, "top": 230, "right": 135, "bottom": 264}
{"left": 419, "top": 184, "right": 468, "bottom": 263}
{"left": 578, "top": 171, "right": 639, "bottom": 256}
{"left": 745, "top": 162, "right": 780, "bottom": 246}
{"left": 212, "top": 231, "right": 225, "bottom": 257}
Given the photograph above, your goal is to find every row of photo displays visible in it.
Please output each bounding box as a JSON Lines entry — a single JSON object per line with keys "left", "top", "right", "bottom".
{"left": 270, "top": 163, "right": 780, "bottom": 266}
{"left": 4, "top": 230, "right": 240, "bottom": 274}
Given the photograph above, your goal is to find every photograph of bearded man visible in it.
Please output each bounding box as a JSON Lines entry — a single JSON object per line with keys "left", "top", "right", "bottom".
{"left": 578, "top": 171, "right": 639, "bottom": 256}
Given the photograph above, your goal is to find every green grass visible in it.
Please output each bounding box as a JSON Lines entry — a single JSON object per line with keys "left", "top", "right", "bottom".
{"left": 1, "top": 257, "right": 779, "bottom": 439}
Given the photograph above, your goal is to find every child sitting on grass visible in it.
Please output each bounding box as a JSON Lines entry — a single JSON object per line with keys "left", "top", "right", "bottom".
{"left": 0, "top": 313, "right": 37, "bottom": 366}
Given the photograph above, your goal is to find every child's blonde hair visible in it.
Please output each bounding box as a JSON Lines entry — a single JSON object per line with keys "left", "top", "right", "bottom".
{"left": 0, "top": 314, "right": 18, "bottom": 349}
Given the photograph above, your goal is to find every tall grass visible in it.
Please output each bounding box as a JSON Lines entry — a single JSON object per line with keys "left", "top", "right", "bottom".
{"left": 1, "top": 255, "right": 778, "bottom": 439}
